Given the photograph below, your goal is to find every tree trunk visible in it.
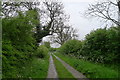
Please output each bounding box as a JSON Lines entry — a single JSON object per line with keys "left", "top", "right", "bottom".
{"left": 118, "top": 1, "right": 120, "bottom": 26}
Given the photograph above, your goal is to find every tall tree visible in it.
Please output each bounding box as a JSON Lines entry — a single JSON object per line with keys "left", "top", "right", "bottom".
{"left": 40, "top": 0, "right": 65, "bottom": 34}
{"left": 40, "top": 0, "right": 78, "bottom": 45}
{"left": 50, "top": 25, "right": 78, "bottom": 45}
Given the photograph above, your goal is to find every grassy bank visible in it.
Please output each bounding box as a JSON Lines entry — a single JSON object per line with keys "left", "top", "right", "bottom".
{"left": 18, "top": 57, "right": 49, "bottom": 79}
{"left": 55, "top": 53, "right": 118, "bottom": 78}
{"left": 2, "top": 43, "right": 49, "bottom": 78}
{"left": 52, "top": 55, "right": 75, "bottom": 79}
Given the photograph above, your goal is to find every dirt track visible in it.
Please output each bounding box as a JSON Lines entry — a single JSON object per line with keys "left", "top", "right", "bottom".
{"left": 47, "top": 53, "right": 58, "bottom": 80}
{"left": 47, "top": 53, "right": 88, "bottom": 80}
{"left": 53, "top": 54, "right": 88, "bottom": 80}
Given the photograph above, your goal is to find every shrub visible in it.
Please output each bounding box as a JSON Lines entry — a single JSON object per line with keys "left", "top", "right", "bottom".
{"left": 80, "top": 27, "right": 120, "bottom": 64}
{"left": 2, "top": 10, "right": 39, "bottom": 78}
{"left": 59, "top": 39, "right": 82, "bottom": 56}
{"left": 35, "top": 45, "right": 49, "bottom": 58}
{"left": 2, "top": 40, "right": 33, "bottom": 78}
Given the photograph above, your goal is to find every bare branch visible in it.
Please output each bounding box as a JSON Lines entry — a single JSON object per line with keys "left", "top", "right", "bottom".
{"left": 85, "top": 0, "right": 120, "bottom": 26}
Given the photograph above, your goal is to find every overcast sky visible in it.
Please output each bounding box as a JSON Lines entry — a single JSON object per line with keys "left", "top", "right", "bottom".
{"left": 62, "top": 0, "right": 107, "bottom": 40}
{"left": 43, "top": 0, "right": 111, "bottom": 47}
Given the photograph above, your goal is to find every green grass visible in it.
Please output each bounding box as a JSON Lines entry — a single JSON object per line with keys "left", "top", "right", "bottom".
{"left": 54, "top": 53, "right": 119, "bottom": 78}
{"left": 18, "top": 57, "right": 49, "bottom": 79}
{"left": 52, "top": 55, "right": 76, "bottom": 80}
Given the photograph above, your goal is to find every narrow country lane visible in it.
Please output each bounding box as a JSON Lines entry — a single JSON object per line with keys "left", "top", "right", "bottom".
{"left": 47, "top": 53, "right": 58, "bottom": 80}
{"left": 53, "top": 54, "right": 88, "bottom": 80}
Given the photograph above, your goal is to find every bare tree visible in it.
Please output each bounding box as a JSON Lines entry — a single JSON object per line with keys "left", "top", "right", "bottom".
{"left": 85, "top": 0, "right": 120, "bottom": 26}
{"left": 50, "top": 19, "right": 78, "bottom": 45}
{"left": 40, "top": 0, "right": 65, "bottom": 34}
{"left": 40, "top": 0, "right": 78, "bottom": 45}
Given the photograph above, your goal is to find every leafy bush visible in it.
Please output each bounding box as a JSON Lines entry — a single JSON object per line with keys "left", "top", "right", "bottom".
{"left": 2, "top": 10, "right": 39, "bottom": 78}
{"left": 58, "top": 26, "right": 120, "bottom": 65}
{"left": 80, "top": 28, "right": 107, "bottom": 62}
{"left": 2, "top": 40, "right": 22, "bottom": 78}
{"left": 59, "top": 39, "right": 83, "bottom": 56}
{"left": 80, "top": 27, "right": 120, "bottom": 64}
{"left": 2, "top": 39, "right": 34, "bottom": 78}
{"left": 35, "top": 45, "right": 49, "bottom": 58}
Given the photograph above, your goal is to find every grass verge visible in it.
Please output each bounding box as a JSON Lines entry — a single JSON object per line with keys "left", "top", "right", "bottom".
{"left": 52, "top": 55, "right": 76, "bottom": 80}
{"left": 54, "top": 53, "right": 118, "bottom": 78}
{"left": 18, "top": 57, "right": 49, "bottom": 79}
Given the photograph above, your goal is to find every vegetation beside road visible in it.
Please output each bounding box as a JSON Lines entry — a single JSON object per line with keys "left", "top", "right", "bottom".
{"left": 19, "top": 57, "right": 49, "bottom": 78}
{"left": 59, "top": 27, "right": 120, "bottom": 64}
{"left": 2, "top": 4, "right": 50, "bottom": 78}
{"left": 57, "top": 26, "right": 120, "bottom": 78}
{"left": 55, "top": 53, "right": 118, "bottom": 78}
{"left": 2, "top": 0, "right": 120, "bottom": 79}
{"left": 2, "top": 43, "right": 49, "bottom": 78}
